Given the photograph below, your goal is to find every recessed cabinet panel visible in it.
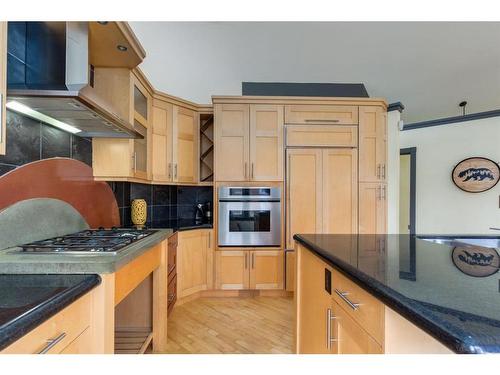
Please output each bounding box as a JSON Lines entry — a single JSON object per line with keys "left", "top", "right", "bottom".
{"left": 215, "top": 104, "right": 249, "bottom": 181}
{"left": 249, "top": 250, "right": 283, "bottom": 290}
{"left": 250, "top": 105, "right": 284, "bottom": 181}
{"left": 173, "top": 106, "right": 198, "bottom": 183}
{"left": 215, "top": 250, "right": 250, "bottom": 290}
{"left": 359, "top": 106, "right": 386, "bottom": 183}
{"left": 286, "top": 149, "right": 323, "bottom": 249}
{"left": 285, "top": 105, "right": 358, "bottom": 125}
{"left": 286, "top": 125, "right": 357, "bottom": 147}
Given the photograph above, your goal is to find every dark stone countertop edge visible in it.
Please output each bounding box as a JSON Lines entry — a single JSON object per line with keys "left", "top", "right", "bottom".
{"left": 0, "top": 274, "right": 101, "bottom": 351}
{"left": 294, "top": 234, "right": 485, "bottom": 354}
{"left": 175, "top": 224, "right": 213, "bottom": 232}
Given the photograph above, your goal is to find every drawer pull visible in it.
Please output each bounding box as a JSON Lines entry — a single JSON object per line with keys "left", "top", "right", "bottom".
{"left": 326, "top": 308, "right": 338, "bottom": 349}
{"left": 38, "top": 332, "right": 66, "bottom": 354}
{"left": 305, "top": 119, "right": 340, "bottom": 123}
{"left": 335, "top": 289, "right": 360, "bottom": 311}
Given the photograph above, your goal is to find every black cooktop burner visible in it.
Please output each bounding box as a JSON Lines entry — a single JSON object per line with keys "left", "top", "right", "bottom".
{"left": 19, "top": 229, "right": 157, "bottom": 254}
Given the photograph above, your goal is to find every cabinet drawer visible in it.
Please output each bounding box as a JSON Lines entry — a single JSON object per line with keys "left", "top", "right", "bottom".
{"left": 2, "top": 292, "right": 91, "bottom": 354}
{"left": 285, "top": 105, "right": 358, "bottom": 125}
{"left": 286, "top": 125, "right": 357, "bottom": 147}
{"left": 60, "top": 327, "right": 92, "bottom": 354}
{"left": 332, "top": 269, "right": 384, "bottom": 345}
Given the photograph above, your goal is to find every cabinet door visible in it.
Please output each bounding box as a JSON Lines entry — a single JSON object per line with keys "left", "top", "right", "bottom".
{"left": 177, "top": 230, "right": 209, "bottom": 298}
{"left": 322, "top": 149, "right": 358, "bottom": 234}
{"left": 286, "top": 149, "right": 322, "bottom": 249}
{"left": 331, "top": 300, "right": 382, "bottom": 354}
{"left": 249, "top": 250, "right": 283, "bottom": 290}
{"left": 0, "top": 22, "right": 6, "bottom": 155}
{"left": 215, "top": 250, "right": 250, "bottom": 289}
{"left": 201, "top": 229, "right": 214, "bottom": 290}
{"left": 173, "top": 106, "right": 198, "bottom": 183}
{"left": 214, "top": 104, "right": 249, "bottom": 181}
{"left": 151, "top": 102, "right": 173, "bottom": 182}
{"left": 295, "top": 245, "right": 333, "bottom": 354}
{"left": 285, "top": 250, "right": 295, "bottom": 292}
{"left": 132, "top": 76, "right": 151, "bottom": 180}
{"left": 249, "top": 105, "right": 284, "bottom": 181}
{"left": 359, "top": 106, "right": 387, "bottom": 183}
{"left": 285, "top": 105, "right": 358, "bottom": 125}
{"left": 359, "top": 183, "right": 386, "bottom": 234}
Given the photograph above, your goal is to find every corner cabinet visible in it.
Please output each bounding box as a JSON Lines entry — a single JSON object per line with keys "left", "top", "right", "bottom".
{"left": 214, "top": 103, "right": 283, "bottom": 182}
{"left": 215, "top": 249, "right": 283, "bottom": 290}
{"left": 92, "top": 69, "right": 152, "bottom": 180}
{"left": 151, "top": 100, "right": 199, "bottom": 184}
{"left": 0, "top": 22, "right": 7, "bottom": 155}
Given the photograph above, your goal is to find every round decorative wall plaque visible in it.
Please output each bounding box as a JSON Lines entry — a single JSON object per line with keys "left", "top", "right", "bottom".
{"left": 452, "top": 246, "right": 500, "bottom": 277}
{"left": 452, "top": 157, "right": 500, "bottom": 193}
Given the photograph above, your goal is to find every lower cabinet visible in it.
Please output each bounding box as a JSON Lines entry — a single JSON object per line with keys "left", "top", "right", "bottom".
{"left": 1, "top": 292, "right": 95, "bottom": 354}
{"left": 215, "top": 249, "right": 283, "bottom": 290}
{"left": 295, "top": 244, "right": 383, "bottom": 354}
{"left": 177, "top": 229, "right": 214, "bottom": 299}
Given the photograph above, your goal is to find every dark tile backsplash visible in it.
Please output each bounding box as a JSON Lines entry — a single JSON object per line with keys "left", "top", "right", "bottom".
{"left": 0, "top": 111, "right": 93, "bottom": 175}
{"left": 109, "top": 182, "right": 213, "bottom": 228}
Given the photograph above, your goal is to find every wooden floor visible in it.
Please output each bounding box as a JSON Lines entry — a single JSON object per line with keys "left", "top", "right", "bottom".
{"left": 163, "top": 296, "right": 293, "bottom": 354}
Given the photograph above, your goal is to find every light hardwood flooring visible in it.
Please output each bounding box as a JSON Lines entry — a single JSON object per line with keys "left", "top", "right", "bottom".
{"left": 163, "top": 296, "right": 293, "bottom": 354}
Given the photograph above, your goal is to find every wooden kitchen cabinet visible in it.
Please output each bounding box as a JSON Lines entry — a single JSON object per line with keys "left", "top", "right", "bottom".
{"left": 286, "top": 149, "right": 323, "bottom": 249}
{"left": 295, "top": 245, "right": 334, "bottom": 354}
{"left": 359, "top": 106, "right": 387, "bottom": 183}
{"left": 0, "top": 22, "right": 6, "bottom": 155}
{"left": 215, "top": 250, "right": 250, "bottom": 290}
{"left": 331, "top": 299, "right": 382, "bottom": 354}
{"left": 177, "top": 229, "right": 213, "bottom": 298}
{"left": 359, "top": 182, "right": 387, "bottom": 235}
{"left": 151, "top": 100, "right": 173, "bottom": 181}
{"left": 173, "top": 106, "right": 198, "bottom": 183}
{"left": 249, "top": 105, "right": 284, "bottom": 181}
{"left": 286, "top": 148, "right": 357, "bottom": 248}
{"left": 92, "top": 68, "right": 152, "bottom": 180}
{"left": 215, "top": 249, "right": 283, "bottom": 290}
{"left": 214, "top": 103, "right": 283, "bottom": 182}
{"left": 285, "top": 250, "right": 295, "bottom": 292}
{"left": 214, "top": 104, "right": 249, "bottom": 181}
{"left": 285, "top": 105, "right": 358, "bottom": 125}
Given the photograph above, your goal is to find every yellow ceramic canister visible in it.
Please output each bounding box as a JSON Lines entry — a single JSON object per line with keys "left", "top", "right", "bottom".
{"left": 131, "top": 199, "right": 147, "bottom": 229}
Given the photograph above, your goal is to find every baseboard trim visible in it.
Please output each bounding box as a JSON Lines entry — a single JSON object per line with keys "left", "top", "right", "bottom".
{"left": 176, "top": 289, "right": 292, "bottom": 305}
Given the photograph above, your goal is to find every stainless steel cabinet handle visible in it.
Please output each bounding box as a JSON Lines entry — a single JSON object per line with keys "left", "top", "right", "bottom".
{"left": 38, "top": 332, "right": 66, "bottom": 354}
{"left": 377, "top": 164, "right": 381, "bottom": 178}
{"left": 326, "top": 308, "right": 337, "bottom": 349}
{"left": 251, "top": 252, "right": 255, "bottom": 269}
{"left": 305, "top": 119, "right": 339, "bottom": 123}
{"left": 168, "top": 163, "right": 172, "bottom": 180}
{"left": 251, "top": 163, "right": 254, "bottom": 179}
{"left": 383, "top": 185, "right": 386, "bottom": 200}
{"left": 382, "top": 164, "right": 386, "bottom": 179}
{"left": 132, "top": 152, "right": 137, "bottom": 173}
{"left": 244, "top": 162, "right": 248, "bottom": 179}
{"left": 334, "top": 289, "right": 360, "bottom": 311}
{"left": 244, "top": 252, "right": 248, "bottom": 269}
{"left": 174, "top": 164, "right": 178, "bottom": 179}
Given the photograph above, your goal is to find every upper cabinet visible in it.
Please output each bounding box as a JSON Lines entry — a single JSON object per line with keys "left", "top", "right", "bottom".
{"left": 92, "top": 69, "right": 152, "bottom": 180}
{"left": 359, "top": 106, "right": 387, "bottom": 183}
{"left": 214, "top": 103, "right": 284, "bottom": 182}
{"left": 285, "top": 105, "right": 358, "bottom": 125}
{"left": 0, "top": 22, "right": 6, "bottom": 155}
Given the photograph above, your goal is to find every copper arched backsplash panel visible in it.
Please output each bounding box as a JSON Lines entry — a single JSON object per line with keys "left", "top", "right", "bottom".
{"left": 0, "top": 158, "right": 120, "bottom": 228}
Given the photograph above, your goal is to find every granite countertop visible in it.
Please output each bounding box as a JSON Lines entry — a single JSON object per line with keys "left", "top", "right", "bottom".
{"left": 0, "top": 274, "right": 100, "bottom": 351}
{"left": 294, "top": 234, "right": 500, "bottom": 354}
{"left": 0, "top": 229, "right": 173, "bottom": 274}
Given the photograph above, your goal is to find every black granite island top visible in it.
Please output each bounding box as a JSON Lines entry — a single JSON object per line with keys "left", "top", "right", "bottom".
{"left": 0, "top": 274, "right": 101, "bottom": 351}
{"left": 294, "top": 234, "right": 500, "bottom": 354}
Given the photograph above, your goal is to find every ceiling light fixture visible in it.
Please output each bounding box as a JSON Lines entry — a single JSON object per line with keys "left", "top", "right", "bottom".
{"left": 117, "top": 45, "right": 128, "bottom": 52}
{"left": 6, "top": 101, "right": 81, "bottom": 134}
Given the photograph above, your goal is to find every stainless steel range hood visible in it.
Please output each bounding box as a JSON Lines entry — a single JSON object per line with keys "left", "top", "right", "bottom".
{"left": 6, "top": 22, "right": 142, "bottom": 139}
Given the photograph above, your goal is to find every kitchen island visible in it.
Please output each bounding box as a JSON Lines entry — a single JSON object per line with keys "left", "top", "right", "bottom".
{"left": 294, "top": 234, "right": 500, "bottom": 354}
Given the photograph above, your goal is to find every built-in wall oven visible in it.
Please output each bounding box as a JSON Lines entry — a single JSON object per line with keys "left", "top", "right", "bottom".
{"left": 218, "top": 186, "right": 281, "bottom": 247}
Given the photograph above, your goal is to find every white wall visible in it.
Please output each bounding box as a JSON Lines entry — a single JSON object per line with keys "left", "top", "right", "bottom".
{"left": 399, "top": 117, "right": 500, "bottom": 234}
{"left": 387, "top": 110, "right": 401, "bottom": 234}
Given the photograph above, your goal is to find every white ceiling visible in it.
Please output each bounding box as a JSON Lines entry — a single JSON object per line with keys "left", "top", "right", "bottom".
{"left": 129, "top": 22, "right": 500, "bottom": 123}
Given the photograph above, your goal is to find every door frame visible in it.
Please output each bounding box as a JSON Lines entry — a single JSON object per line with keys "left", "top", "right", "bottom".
{"left": 400, "top": 147, "right": 417, "bottom": 235}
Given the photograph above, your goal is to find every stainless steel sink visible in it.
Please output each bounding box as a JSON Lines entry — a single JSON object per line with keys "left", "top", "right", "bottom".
{"left": 418, "top": 236, "right": 500, "bottom": 249}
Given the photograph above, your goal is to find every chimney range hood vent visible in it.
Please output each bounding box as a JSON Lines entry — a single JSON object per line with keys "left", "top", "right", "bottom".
{"left": 6, "top": 22, "right": 142, "bottom": 139}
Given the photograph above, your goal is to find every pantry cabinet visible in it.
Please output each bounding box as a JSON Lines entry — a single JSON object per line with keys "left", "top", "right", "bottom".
{"left": 151, "top": 100, "right": 173, "bottom": 181}
{"left": 286, "top": 148, "right": 357, "bottom": 248}
{"left": 177, "top": 229, "right": 213, "bottom": 298}
{"left": 0, "top": 22, "right": 6, "bottom": 156}
{"left": 215, "top": 249, "right": 283, "bottom": 290}
{"left": 359, "top": 106, "right": 387, "bottom": 183}
{"left": 215, "top": 103, "right": 283, "bottom": 182}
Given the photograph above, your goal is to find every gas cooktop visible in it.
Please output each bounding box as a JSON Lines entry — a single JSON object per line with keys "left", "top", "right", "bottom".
{"left": 18, "top": 228, "right": 157, "bottom": 255}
